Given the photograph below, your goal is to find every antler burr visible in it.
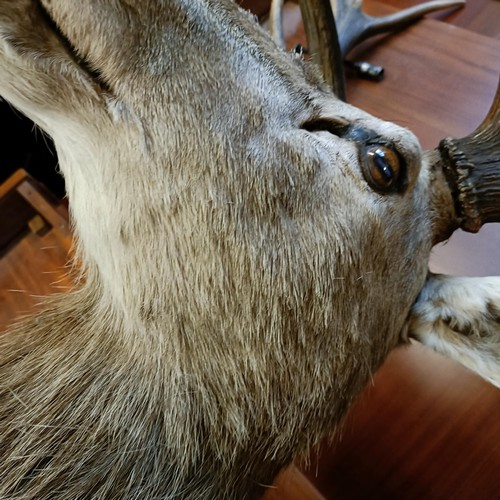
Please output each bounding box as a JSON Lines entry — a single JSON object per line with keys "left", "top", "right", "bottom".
{"left": 438, "top": 80, "right": 500, "bottom": 233}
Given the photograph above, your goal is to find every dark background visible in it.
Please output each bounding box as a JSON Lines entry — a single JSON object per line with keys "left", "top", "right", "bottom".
{"left": 1, "top": 100, "right": 64, "bottom": 198}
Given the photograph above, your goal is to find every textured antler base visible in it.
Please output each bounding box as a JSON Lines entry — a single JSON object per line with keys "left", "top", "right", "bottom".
{"left": 439, "top": 81, "right": 500, "bottom": 233}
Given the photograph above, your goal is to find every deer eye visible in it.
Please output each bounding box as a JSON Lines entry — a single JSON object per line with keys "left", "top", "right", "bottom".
{"left": 362, "top": 145, "right": 404, "bottom": 193}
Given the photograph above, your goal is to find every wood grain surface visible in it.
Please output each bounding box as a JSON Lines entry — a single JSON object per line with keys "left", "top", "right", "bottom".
{"left": 303, "top": 345, "right": 500, "bottom": 499}
{"left": 379, "top": 0, "right": 500, "bottom": 40}
{"left": 346, "top": 13, "right": 500, "bottom": 149}
{"left": 0, "top": 172, "right": 73, "bottom": 330}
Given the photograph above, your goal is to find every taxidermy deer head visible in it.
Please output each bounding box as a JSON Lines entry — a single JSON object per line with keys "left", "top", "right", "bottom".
{"left": 0, "top": 0, "right": 498, "bottom": 498}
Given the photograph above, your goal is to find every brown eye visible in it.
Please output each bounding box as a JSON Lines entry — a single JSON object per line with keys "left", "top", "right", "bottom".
{"left": 363, "top": 145, "right": 403, "bottom": 193}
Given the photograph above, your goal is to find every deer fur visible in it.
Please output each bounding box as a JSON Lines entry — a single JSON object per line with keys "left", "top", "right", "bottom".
{"left": 0, "top": 1, "right": 498, "bottom": 498}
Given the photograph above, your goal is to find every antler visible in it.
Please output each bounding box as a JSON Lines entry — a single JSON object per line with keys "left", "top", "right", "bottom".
{"left": 269, "top": 0, "right": 465, "bottom": 96}
{"left": 270, "top": 0, "right": 345, "bottom": 99}
{"left": 334, "top": 0, "right": 466, "bottom": 56}
{"left": 438, "top": 79, "right": 500, "bottom": 234}
{"left": 297, "top": 0, "right": 346, "bottom": 99}
{"left": 268, "top": 0, "right": 345, "bottom": 98}
{"left": 269, "top": 0, "right": 286, "bottom": 49}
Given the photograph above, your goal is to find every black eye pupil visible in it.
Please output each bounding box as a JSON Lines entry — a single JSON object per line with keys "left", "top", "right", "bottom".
{"left": 372, "top": 148, "right": 393, "bottom": 182}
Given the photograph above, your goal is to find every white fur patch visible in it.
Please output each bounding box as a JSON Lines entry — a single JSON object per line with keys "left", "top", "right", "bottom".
{"left": 409, "top": 274, "right": 500, "bottom": 388}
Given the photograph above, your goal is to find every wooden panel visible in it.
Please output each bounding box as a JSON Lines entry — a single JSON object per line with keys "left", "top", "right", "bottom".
{"left": 239, "top": 0, "right": 272, "bottom": 18}
{"left": 16, "top": 179, "right": 72, "bottom": 247}
{"left": 346, "top": 16, "right": 500, "bottom": 149}
{"left": 0, "top": 168, "right": 27, "bottom": 198}
{"left": 0, "top": 171, "right": 73, "bottom": 330}
{"left": 378, "top": 0, "right": 500, "bottom": 40}
{"left": 303, "top": 345, "right": 500, "bottom": 499}
{"left": 0, "top": 190, "right": 37, "bottom": 255}
{"left": 0, "top": 230, "right": 74, "bottom": 329}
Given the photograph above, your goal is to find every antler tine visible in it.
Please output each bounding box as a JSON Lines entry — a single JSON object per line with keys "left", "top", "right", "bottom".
{"left": 334, "top": 0, "right": 466, "bottom": 56}
{"left": 298, "top": 0, "right": 346, "bottom": 100}
{"left": 269, "top": 0, "right": 286, "bottom": 49}
{"left": 438, "top": 79, "right": 500, "bottom": 234}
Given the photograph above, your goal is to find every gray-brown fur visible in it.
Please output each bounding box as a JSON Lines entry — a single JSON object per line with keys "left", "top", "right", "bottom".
{"left": 0, "top": 1, "right": 498, "bottom": 498}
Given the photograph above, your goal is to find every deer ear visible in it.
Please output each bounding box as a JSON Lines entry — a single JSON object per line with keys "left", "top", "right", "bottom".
{"left": 408, "top": 273, "right": 500, "bottom": 389}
